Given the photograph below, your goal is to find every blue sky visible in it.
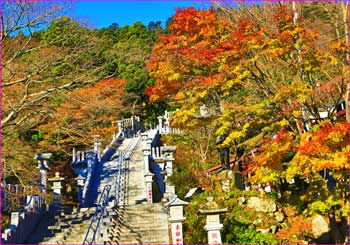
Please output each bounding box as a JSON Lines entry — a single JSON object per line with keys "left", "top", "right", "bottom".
{"left": 72, "top": 1, "right": 212, "bottom": 29}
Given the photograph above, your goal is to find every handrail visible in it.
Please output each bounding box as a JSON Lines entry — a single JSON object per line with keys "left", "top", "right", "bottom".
{"left": 83, "top": 184, "right": 111, "bottom": 245}
{"left": 114, "top": 136, "right": 140, "bottom": 208}
{"left": 114, "top": 151, "right": 123, "bottom": 208}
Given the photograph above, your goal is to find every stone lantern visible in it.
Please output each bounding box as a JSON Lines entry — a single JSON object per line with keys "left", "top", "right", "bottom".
{"left": 48, "top": 172, "right": 65, "bottom": 207}
{"left": 166, "top": 195, "right": 189, "bottom": 245}
{"left": 75, "top": 174, "right": 85, "bottom": 207}
{"left": 200, "top": 104, "right": 210, "bottom": 118}
{"left": 35, "top": 153, "right": 52, "bottom": 194}
{"left": 199, "top": 196, "right": 228, "bottom": 244}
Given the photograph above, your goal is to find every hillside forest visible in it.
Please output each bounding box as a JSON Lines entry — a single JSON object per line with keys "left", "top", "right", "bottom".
{"left": 1, "top": 1, "right": 350, "bottom": 243}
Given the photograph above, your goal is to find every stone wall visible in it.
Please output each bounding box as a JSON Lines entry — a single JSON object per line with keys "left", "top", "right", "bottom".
{"left": 2, "top": 195, "right": 46, "bottom": 244}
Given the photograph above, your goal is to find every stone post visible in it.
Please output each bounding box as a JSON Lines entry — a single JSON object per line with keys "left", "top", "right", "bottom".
{"left": 35, "top": 153, "right": 52, "bottom": 194}
{"left": 155, "top": 158, "right": 166, "bottom": 194}
{"left": 117, "top": 120, "right": 123, "bottom": 136}
{"left": 93, "top": 135, "right": 101, "bottom": 160}
{"left": 48, "top": 172, "right": 65, "bottom": 207}
{"left": 161, "top": 146, "right": 176, "bottom": 199}
{"left": 158, "top": 116, "right": 163, "bottom": 133}
{"left": 131, "top": 115, "right": 135, "bottom": 132}
{"left": 146, "top": 136, "right": 153, "bottom": 149}
{"left": 9, "top": 212, "right": 19, "bottom": 230}
{"left": 145, "top": 172, "right": 154, "bottom": 203}
{"left": 75, "top": 175, "right": 85, "bottom": 207}
{"left": 72, "top": 147, "right": 76, "bottom": 162}
{"left": 164, "top": 110, "right": 170, "bottom": 134}
{"left": 166, "top": 196, "right": 189, "bottom": 245}
{"left": 141, "top": 132, "right": 149, "bottom": 148}
{"left": 199, "top": 196, "right": 227, "bottom": 245}
{"left": 142, "top": 147, "right": 151, "bottom": 173}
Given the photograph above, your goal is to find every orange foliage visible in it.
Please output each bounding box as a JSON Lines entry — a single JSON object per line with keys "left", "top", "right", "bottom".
{"left": 146, "top": 7, "right": 232, "bottom": 103}
{"left": 39, "top": 78, "right": 127, "bottom": 147}
{"left": 276, "top": 216, "right": 313, "bottom": 243}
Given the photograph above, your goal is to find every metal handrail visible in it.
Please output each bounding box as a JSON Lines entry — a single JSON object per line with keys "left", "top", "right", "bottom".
{"left": 83, "top": 184, "right": 111, "bottom": 245}
{"left": 114, "top": 136, "right": 140, "bottom": 208}
{"left": 114, "top": 151, "right": 123, "bottom": 208}
{"left": 83, "top": 135, "right": 141, "bottom": 244}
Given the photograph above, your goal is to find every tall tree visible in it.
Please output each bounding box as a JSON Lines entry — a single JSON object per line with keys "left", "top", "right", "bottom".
{"left": 146, "top": 5, "right": 349, "bottom": 237}
{"left": 1, "top": 1, "right": 115, "bottom": 187}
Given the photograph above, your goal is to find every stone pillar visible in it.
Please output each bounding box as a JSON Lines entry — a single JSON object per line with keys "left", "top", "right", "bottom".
{"left": 162, "top": 146, "right": 176, "bottom": 199}
{"left": 158, "top": 116, "right": 163, "bottom": 133}
{"left": 10, "top": 212, "right": 19, "bottom": 230}
{"left": 146, "top": 136, "right": 153, "bottom": 149}
{"left": 117, "top": 120, "right": 123, "bottom": 136}
{"left": 131, "top": 116, "right": 135, "bottom": 132}
{"left": 35, "top": 153, "right": 52, "bottom": 194}
{"left": 48, "top": 172, "right": 65, "bottom": 207}
{"left": 93, "top": 135, "right": 101, "bottom": 160}
{"left": 145, "top": 172, "right": 154, "bottom": 203}
{"left": 143, "top": 147, "right": 151, "bottom": 173}
{"left": 141, "top": 132, "right": 149, "bottom": 148}
{"left": 155, "top": 158, "right": 166, "bottom": 194}
{"left": 72, "top": 147, "right": 76, "bottom": 162}
{"left": 75, "top": 175, "right": 85, "bottom": 207}
{"left": 164, "top": 110, "right": 170, "bottom": 134}
{"left": 166, "top": 196, "right": 189, "bottom": 245}
{"left": 199, "top": 196, "right": 227, "bottom": 245}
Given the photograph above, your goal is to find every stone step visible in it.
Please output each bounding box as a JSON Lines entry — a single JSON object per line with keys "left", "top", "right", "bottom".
{"left": 121, "top": 209, "right": 167, "bottom": 216}
{"left": 118, "top": 231, "right": 169, "bottom": 238}
{"left": 122, "top": 226, "right": 168, "bottom": 234}
{"left": 123, "top": 213, "right": 167, "bottom": 224}
{"left": 119, "top": 215, "right": 167, "bottom": 222}
{"left": 122, "top": 203, "right": 166, "bottom": 210}
{"left": 118, "top": 227, "right": 169, "bottom": 235}
{"left": 118, "top": 236, "right": 170, "bottom": 244}
{"left": 117, "top": 220, "right": 168, "bottom": 227}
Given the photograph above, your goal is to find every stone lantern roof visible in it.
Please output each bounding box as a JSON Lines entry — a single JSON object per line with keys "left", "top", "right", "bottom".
{"left": 199, "top": 196, "right": 227, "bottom": 214}
{"left": 48, "top": 172, "right": 65, "bottom": 182}
{"left": 35, "top": 153, "right": 52, "bottom": 170}
{"left": 35, "top": 152, "right": 52, "bottom": 160}
{"left": 165, "top": 195, "right": 189, "bottom": 207}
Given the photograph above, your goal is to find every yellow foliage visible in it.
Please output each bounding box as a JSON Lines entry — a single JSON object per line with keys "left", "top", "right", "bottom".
{"left": 222, "top": 123, "right": 249, "bottom": 146}
{"left": 168, "top": 72, "right": 181, "bottom": 81}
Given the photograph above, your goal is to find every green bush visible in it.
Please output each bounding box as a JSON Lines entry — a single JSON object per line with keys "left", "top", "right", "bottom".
{"left": 223, "top": 215, "right": 279, "bottom": 244}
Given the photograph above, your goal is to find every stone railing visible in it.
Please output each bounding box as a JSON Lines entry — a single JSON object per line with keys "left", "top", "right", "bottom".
{"left": 2, "top": 194, "right": 46, "bottom": 244}
{"left": 80, "top": 152, "right": 99, "bottom": 207}
{"left": 115, "top": 115, "right": 143, "bottom": 138}
{"left": 72, "top": 115, "right": 142, "bottom": 207}
{"left": 141, "top": 128, "right": 177, "bottom": 203}
{"left": 157, "top": 110, "right": 183, "bottom": 135}
{"left": 2, "top": 153, "right": 50, "bottom": 244}
{"left": 71, "top": 138, "right": 101, "bottom": 207}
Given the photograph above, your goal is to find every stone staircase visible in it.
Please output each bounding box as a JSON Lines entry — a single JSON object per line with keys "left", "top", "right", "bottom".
{"left": 105, "top": 134, "right": 170, "bottom": 244}
{"left": 25, "top": 207, "right": 95, "bottom": 244}
{"left": 107, "top": 203, "right": 169, "bottom": 244}
{"left": 25, "top": 132, "right": 170, "bottom": 244}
